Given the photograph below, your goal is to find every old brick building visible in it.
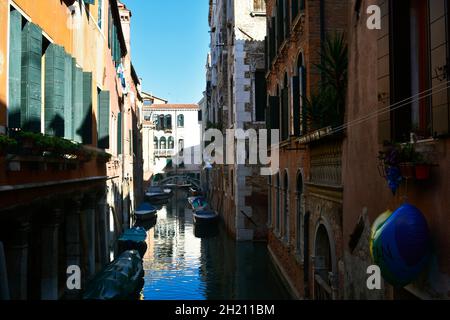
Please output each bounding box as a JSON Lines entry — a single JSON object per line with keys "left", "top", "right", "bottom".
{"left": 265, "top": 0, "right": 348, "bottom": 299}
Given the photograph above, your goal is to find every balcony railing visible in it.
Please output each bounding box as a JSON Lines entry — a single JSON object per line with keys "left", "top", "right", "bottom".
{"left": 154, "top": 149, "right": 175, "bottom": 157}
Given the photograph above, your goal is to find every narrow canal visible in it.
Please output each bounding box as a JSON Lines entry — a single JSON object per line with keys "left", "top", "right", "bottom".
{"left": 138, "top": 190, "right": 291, "bottom": 300}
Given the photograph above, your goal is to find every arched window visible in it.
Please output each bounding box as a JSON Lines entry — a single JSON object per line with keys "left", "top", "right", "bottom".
{"left": 160, "top": 136, "right": 166, "bottom": 150}
{"left": 168, "top": 136, "right": 174, "bottom": 149}
{"left": 158, "top": 115, "right": 164, "bottom": 131}
{"left": 177, "top": 114, "right": 184, "bottom": 127}
{"left": 164, "top": 114, "right": 172, "bottom": 129}
{"left": 276, "top": 173, "right": 281, "bottom": 234}
{"left": 296, "top": 172, "right": 304, "bottom": 256}
{"left": 178, "top": 139, "right": 184, "bottom": 156}
{"left": 153, "top": 136, "right": 158, "bottom": 150}
{"left": 314, "top": 224, "right": 333, "bottom": 300}
{"left": 283, "top": 170, "right": 289, "bottom": 241}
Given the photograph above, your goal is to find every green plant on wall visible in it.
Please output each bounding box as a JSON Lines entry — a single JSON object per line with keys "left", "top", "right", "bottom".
{"left": 303, "top": 32, "right": 348, "bottom": 131}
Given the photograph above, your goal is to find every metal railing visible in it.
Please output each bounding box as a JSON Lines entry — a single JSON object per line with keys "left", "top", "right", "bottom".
{"left": 154, "top": 149, "right": 175, "bottom": 157}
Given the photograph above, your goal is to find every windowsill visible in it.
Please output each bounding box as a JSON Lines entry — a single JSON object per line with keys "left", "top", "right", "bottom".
{"left": 250, "top": 11, "right": 266, "bottom": 17}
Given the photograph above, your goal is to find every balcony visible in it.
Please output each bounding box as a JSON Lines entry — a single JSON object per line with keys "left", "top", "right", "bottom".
{"left": 154, "top": 149, "right": 175, "bottom": 158}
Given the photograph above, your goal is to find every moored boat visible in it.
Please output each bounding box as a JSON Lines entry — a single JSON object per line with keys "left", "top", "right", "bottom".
{"left": 145, "top": 186, "right": 172, "bottom": 201}
{"left": 193, "top": 209, "right": 219, "bottom": 224}
{"left": 135, "top": 202, "right": 157, "bottom": 221}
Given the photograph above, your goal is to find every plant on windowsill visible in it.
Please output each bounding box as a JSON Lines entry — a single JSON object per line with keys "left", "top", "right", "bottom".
{"left": 302, "top": 32, "right": 348, "bottom": 133}
{"left": 378, "top": 142, "right": 432, "bottom": 193}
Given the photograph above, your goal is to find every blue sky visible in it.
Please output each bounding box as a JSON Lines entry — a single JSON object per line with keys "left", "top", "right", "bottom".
{"left": 123, "top": 0, "right": 209, "bottom": 103}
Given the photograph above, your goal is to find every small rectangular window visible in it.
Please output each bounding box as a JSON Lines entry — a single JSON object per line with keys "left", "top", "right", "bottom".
{"left": 253, "top": 0, "right": 266, "bottom": 13}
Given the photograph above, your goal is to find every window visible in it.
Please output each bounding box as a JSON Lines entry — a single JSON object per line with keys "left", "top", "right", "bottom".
{"left": 255, "top": 70, "right": 267, "bottom": 121}
{"left": 8, "top": 10, "right": 43, "bottom": 133}
{"left": 296, "top": 172, "right": 304, "bottom": 258}
{"left": 275, "top": 173, "right": 281, "bottom": 234}
{"left": 293, "top": 53, "right": 307, "bottom": 136}
{"left": 390, "top": 0, "right": 431, "bottom": 141}
{"left": 117, "top": 111, "right": 122, "bottom": 154}
{"left": 153, "top": 136, "right": 158, "bottom": 150}
{"left": 253, "top": 0, "right": 266, "bottom": 13}
{"left": 283, "top": 171, "right": 289, "bottom": 242}
{"left": 268, "top": 175, "right": 273, "bottom": 227}
{"left": 168, "top": 136, "right": 174, "bottom": 149}
{"left": 177, "top": 114, "right": 184, "bottom": 127}
{"left": 98, "top": 90, "right": 110, "bottom": 149}
{"left": 281, "top": 73, "right": 289, "bottom": 141}
{"left": 98, "top": 0, "right": 103, "bottom": 28}
{"left": 158, "top": 114, "right": 164, "bottom": 131}
{"left": 164, "top": 114, "right": 172, "bottom": 130}
{"left": 160, "top": 136, "right": 166, "bottom": 150}
{"left": 178, "top": 139, "right": 184, "bottom": 156}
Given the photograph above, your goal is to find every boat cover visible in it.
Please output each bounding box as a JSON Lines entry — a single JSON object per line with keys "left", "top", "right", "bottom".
{"left": 83, "top": 250, "right": 144, "bottom": 300}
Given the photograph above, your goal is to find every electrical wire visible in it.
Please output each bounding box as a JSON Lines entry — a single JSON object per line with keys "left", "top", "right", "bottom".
{"left": 328, "top": 80, "right": 450, "bottom": 135}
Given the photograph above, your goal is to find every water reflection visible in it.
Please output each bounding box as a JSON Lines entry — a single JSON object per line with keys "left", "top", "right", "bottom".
{"left": 142, "top": 190, "right": 291, "bottom": 300}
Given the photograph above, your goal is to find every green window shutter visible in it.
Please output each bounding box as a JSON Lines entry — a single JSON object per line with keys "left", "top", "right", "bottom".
{"left": 64, "top": 52, "right": 73, "bottom": 140}
{"left": 83, "top": 0, "right": 95, "bottom": 5}
{"left": 44, "top": 44, "right": 65, "bottom": 137}
{"left": 117, "top": 112, "right": 122, "bottom": 154}
{"left": 21, "top": 21, "right": 42, "bottom": 133}
{"left": 8, "top": 9, "right": 22, "bottom": 129}
{"left": 82, "top": 72, "right": 93, "bottom": 144}
{"left": 97, "top": 91, "right": 110, "bottom": 149}
{"left": 72, "top": 61, "right": 83, "bottom": 143}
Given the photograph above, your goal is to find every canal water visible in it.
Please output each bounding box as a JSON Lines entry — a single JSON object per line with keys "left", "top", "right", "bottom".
{"left": 139, "top": 190, "right": 291, "bottom": 300}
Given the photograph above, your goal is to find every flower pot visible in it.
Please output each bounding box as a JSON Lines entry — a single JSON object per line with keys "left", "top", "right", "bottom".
{"left": 415, "top": 164, "right": 430, "bottom": 180}
{"left": 399, "top": 162, "right": 415, "bottom": 179}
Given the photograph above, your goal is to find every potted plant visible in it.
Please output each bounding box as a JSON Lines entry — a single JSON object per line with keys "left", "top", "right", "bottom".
{"left": 413, "top": 153, "right": 431, "bottom": 180}
{"left": 398, "top": 142, "right": 418, "bottom": 179}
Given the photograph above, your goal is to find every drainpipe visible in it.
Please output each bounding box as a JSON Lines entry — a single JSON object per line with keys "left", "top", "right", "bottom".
{"left": 0, "top": 241, "right": 10, "bottom": 300}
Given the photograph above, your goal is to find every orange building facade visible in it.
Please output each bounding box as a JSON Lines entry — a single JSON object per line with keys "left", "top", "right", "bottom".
{"left": 0, "top": 0, "right": 143, "bottom": 300}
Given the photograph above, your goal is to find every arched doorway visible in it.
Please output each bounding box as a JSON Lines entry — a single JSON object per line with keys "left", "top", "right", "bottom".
{"left": 313, "top": 223, "right": 334, "bottom": 300}
{"left": 295, "top": 172, "right": 303, "bottom": 255}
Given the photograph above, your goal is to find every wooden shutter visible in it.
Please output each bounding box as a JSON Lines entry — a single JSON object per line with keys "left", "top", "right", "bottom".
{"left": 377, "top": 0, "right": 391, "bottom": 143}
{"left": 299, "top": 66, "right": 307, "bottom": 134}
{"left": 293, "top": 75, "right": 300, "bottom": 136}
{"left": 270, "top": 96, "right": 280, "bottom": 130}
{"left": 72, "top": 61, "right": 83, "bottom": 143}
{"left": 82, "top": 72, "right": 93, "bottom": 144}
{"left": 117, "top": 111, "right": 122, "bottom": 154}
{"left": 98, "top": 91, "right": 110, "bottom": 149}
{"left": 45, "top": 44, "right": 65, "bottom": 137}
{"left": 21, "top": 21, "right": 42, "bottom": 133}
{"left": 255, "top": 71, "right": 267, "bottom": 121}
{"left": 429, "top": 0, "right": 449, "bottom": 136}
{"left": 64, "top": 52, "right": 73, "bottom": 140}
{"left": 282, "top": 87, "right": 289, "bottom": 140}
{"left": 8, "top": 9, "right": 22, "bottom": 129}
